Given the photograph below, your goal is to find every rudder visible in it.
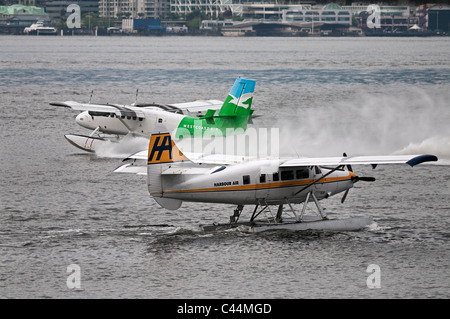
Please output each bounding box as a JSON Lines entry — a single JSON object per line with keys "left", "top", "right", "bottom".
{"left": 147, "top": 124, "right": 187, "bottom": 210}
{"left": 217, "top": 78, "right": 255, "bottom": 117}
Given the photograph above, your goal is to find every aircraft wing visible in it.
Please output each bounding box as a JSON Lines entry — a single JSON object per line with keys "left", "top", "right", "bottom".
{"left": 51, "top": 101, "right": 121, "bottom": 112}
{"left": 114, "top": 153, "right": 438, "bottom": 176}
{"left": 52, "top": 99, "right": 223, "bottom": 118}
{"left": 280, "top": 154, "right": 438, "bottom": 168}
{"left": 50, "top": 101, "right": 146, "bottom": 118}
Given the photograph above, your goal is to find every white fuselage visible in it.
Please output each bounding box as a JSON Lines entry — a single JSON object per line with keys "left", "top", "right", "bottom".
{"left": 76, "top": 108, "right": 184, "bottom": 137}
{"left": 152, "top": 160, "right": 355, "bottom": 205}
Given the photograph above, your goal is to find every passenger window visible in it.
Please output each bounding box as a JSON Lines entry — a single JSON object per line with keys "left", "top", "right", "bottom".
{"left": 243, "top": 175, "right": 250, "bottom": 185}
{"left": 259, "top": 174, "right": 266, "bottom": 183}
{"left": 281, "top": 170, "right": 294, "bottom": 181}
{"left": 296, "top": 168, "right": 309, "bottom": 179}
{"left": 273, "top": 172, "right": 279, "bottom": 181}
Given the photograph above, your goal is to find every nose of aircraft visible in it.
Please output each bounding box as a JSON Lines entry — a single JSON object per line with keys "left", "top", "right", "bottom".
{"left": 76, "top": 111, "right": 92, "bottom": 129}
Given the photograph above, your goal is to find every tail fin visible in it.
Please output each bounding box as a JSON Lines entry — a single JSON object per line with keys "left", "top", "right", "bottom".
{"left": 217, "top": 78, "right": 255, "bottom": 117}
{"left": 176, "top": 78, "right": 256, "bottom": 137}
{"left": 147, "top": 124, "right": 190, "bottom": 165}
{"left": 147, "top": 124, "right": 188, "bottom": 210}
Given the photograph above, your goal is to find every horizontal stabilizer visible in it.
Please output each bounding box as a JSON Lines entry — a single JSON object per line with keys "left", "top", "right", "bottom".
{"left": 167, "top": 99, "right": 223, "bottom": 112}
{"left": 114, "top": 163, "right": 147, "bottom": 175}
{"left": 123, "top": 148, "right": 256, "bottom": 165}
{"left": 199, "top": 109, "right": 216, "bottom": 118}
{"left": 123, "top": 150, "right": 148, "bottom": 161}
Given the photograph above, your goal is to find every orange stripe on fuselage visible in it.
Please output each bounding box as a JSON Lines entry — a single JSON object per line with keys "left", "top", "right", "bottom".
{"left": 159, "top": 174, "right": 353, "bottom": 195}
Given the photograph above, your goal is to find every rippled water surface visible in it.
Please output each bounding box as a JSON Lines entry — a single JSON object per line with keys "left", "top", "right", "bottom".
{"left": 0, "top": 36, "right": 449, "bottom": 299}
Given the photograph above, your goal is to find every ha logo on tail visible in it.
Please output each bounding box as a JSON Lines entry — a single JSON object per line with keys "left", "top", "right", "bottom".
{"left": 147, "top": 127, "right": 189, "bottom": 165}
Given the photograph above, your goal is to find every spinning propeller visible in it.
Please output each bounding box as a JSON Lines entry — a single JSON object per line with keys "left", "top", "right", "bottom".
{"left": 341, "top": 153, "right": 375, "bottom": 203}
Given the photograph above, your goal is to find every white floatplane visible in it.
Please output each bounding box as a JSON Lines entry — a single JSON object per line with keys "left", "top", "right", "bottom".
{"left": 51, "top": 78, "right": 256, "bottom": 153}
{"left": 114, "top": 124, "right": 438, "bottom": 232}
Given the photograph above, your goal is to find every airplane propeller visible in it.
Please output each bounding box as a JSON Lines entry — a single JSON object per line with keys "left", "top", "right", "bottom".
{"left": 341, "top": 153, "right": 375, "bottom": 203}
{"left": 351, "top": 176, "right": 376, "bottom": 183}
{"left": 341, "top": 189, "right": 350, "bottom": 204}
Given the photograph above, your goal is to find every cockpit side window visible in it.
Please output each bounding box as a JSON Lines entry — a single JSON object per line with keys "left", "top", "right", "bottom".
{"left": 273, "top": 172, "right": 279, "bottom": 181}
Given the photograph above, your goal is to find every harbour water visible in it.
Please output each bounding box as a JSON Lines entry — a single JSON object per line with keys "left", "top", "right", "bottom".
{"left": 0, "top": 36, "right": 449, "bottom": 299}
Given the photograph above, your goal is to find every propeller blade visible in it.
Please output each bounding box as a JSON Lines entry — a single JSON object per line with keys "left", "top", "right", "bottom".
{"left": 358, "top": 177, "right": 376, "bottom": 182}
{"left": 341, "top": 189, "right": 349, "bottom": 204}
{"left": 351, "top": 176, "right": 376, "bottom": 182}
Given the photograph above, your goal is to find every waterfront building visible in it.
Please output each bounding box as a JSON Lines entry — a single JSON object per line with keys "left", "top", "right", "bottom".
{"left": 427, "top": 4, "right": 450, "bottom": 32}
{"left": 169, "top": 0, "right": 311, "bottom": 19}
{"left": 140, "top": 0, "right": 169, "bottom": 18}
{"left": 343, "top": 3, "right": 417, "bottom": 32}
{"left": 170, "top": 0, "right": 232, "bottom": 16}
{"left": 282, "top": 3, "right": 351, "bottom": 26}
{"left": 200, "top": 19, "right": 235, "bottom": 31}
{"left": 99, "top": 0, "right": 168, "bottom": 19}
{"left": 122, "top": 17, "right": 165, "bottom": 32}
{"left": 0, "top": 4, "right": 50, "bottom": 33}
{"left": 98, "top": 0, "right": 138, "bottom": 18}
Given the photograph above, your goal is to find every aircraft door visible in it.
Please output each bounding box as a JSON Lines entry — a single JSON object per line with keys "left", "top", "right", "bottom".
{"left": 256, "top": 172, "right": 269, "bottom": 200}
{"left": 313, "top": 166, "right": 326, "bottom": 197}
{"left": 256, "top": 169, "right": 280, "bottom": 202}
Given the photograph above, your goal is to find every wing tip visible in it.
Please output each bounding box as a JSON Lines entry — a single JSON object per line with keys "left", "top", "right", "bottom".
{"left": 406, "top": 154, "right": 438, "bottom": 167}
{"left": 49, "top": 101, "right": 67, "bottom": 107}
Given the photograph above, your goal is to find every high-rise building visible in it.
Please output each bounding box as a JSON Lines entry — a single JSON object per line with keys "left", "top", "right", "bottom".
{"left": 98, "top": 0, "right": 169, "bottom": 19}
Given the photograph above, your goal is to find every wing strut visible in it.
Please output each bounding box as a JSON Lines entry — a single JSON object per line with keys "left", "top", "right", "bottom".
{"left": 294, "top": 165, "right": 345, "bottom": 196}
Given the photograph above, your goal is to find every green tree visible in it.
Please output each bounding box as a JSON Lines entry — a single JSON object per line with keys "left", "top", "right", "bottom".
{"left": 185, "top": 9, "right": 205, "bottom": 31}
{"left": 186, "top": 17, "right": 201, "bottom": 30}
